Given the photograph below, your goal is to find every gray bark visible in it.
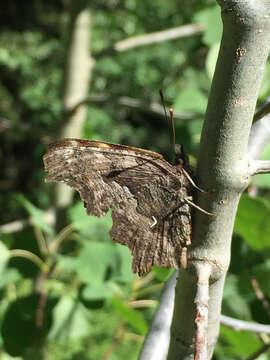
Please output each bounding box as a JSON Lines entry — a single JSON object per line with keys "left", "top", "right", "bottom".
{"left": 167, "top": 1, "right": 270, "bottom": 359}
{"left": 56, "top": 1, "right": 94, "bottom": 208}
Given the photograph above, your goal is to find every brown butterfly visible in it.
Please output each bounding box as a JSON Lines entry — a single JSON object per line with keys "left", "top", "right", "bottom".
{"left": 43, "top": 138, "right": 194, "bottom": 276}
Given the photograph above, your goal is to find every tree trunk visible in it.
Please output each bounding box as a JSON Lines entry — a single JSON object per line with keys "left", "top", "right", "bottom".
{"left": 167, "top": 1, "right": 270, "bottom": 359}
{"left": 56, "top": 0, "right": 94, "bottom": 208}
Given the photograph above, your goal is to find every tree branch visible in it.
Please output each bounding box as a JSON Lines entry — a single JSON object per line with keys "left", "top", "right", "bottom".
{"left": 0, "top": 210, "right": 55, "bottom": 233}
{"left": 249, "top": 113, "right": 270, "bottom": 159}
{"left": 194, "top": 264, "right": 211, "bottom": 360}
{"left": 167, "top": 1, "right": 270, "bottom": 359}
{"left": 56, "top": 2, "right": 94, "bottom": 208}
{"left": 253, "top": 101, "right": 270, "bottom": 122}
{"left": 249, "top": 160, "right": 270, "bottom": 175}
{"left": 95, "top": 24, "right": 205, "bottom": 58}
{"left": 139, "top": 272, "right": 177, "bottom": 360}
{"left": 64, "top": 93, "right": 201, "bottom": 122}
{"left": 220, "top": 315, "right": 270, "bottom": 334}
{"left": 139, "top": 268, "right": 270, "bottom": 360}
{"left": 114, "top": 24, "right": 205, "bottom": 52}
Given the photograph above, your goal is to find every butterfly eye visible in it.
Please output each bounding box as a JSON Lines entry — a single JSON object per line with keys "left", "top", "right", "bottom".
{"left": 106, "top": 170, "right": 122, "bottom": 178}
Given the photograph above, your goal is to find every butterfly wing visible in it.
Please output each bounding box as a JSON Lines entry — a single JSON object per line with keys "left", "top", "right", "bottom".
{"left": 43, "top": 139, "right": 192, "bottom": 275}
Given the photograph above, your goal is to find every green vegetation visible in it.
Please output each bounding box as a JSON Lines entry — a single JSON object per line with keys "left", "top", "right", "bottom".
{"left": 0, "top": 1, "right": 270, "bottom": 359}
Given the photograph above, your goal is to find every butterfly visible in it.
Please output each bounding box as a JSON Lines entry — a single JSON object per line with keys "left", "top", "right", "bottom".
{"left": 43, "top": 138, "right": 193, "bottom": 276}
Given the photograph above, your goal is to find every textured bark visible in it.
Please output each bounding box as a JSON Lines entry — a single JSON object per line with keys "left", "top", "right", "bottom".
{"left": 167, "top": 1, "right": 270, "bottom": 359}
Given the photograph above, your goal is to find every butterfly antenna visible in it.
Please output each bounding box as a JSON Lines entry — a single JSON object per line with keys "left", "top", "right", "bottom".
{"left": 159, "top": 89, "right": 174, "bottom": 160}
{"left": 159, "top": 89, "right": 169, "bottom": 126}
{"left": 169, "top": 108, "right": 176, "bottom": 151}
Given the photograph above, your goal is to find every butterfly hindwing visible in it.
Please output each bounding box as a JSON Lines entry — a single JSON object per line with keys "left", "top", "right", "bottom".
{"left": 43, "top": 138, "right": 192, "bottom": 275}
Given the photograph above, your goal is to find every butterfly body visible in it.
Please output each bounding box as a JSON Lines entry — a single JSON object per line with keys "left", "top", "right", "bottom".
{"left": 43, "top": 139, "right": 192, "bottom": 275}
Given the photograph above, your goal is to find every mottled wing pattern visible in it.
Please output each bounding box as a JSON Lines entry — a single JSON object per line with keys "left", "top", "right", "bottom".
{"left": 43, "top": 139, "right": 192, "bottom": 275}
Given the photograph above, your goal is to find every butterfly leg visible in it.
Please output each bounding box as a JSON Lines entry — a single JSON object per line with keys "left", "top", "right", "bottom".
{"left": 184, "top": 196, "right": 215, "bottom": 216}
{"left": 182, "top": 169, "right": 207, "bottom": 193}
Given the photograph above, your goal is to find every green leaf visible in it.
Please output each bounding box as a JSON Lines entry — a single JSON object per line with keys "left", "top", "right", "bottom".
{"left": 173, "top": 84, "right": 207, "bottom": 113}
{"left": 223, "top": 274, "right": 251, "bottom": 320}
{"left": 234, "top": 194, "right": 270, "bottom": 249}
{"left": 82, "top": 282, "right": 115, "bottom": 300}
{"left": 77, "top": 242, "right": 116, "bottom": 285}
{"left": 220, "top": 326, "right": 261, "bottom": 357}
{"left": 110, "top": 297, "right": 148, "bottom": 335}
{"left": 0, "top": 268, "right": 21, "bottom": 288}
{"left": 68, "top": 202, "right": 112, "bottom": 241}
{"left": 114, "top": 244, "right": 134, "bottom": 283}
{"left": 194, "top": 5, "right": 222, "bottom": 46}
{"left": 56, "top": 255, "right": 78, "bottom": 274}
{"left": 48, "top": 296, "right": 90, "bottom": 341}
{"left": 152, "top": 267, "right": 174, "bottom": 282}
{"left": 16, "top": 194, "right": 55, "bottom": 236}
{"left": 2, "top": 295, "right": 57, "bottom": 356}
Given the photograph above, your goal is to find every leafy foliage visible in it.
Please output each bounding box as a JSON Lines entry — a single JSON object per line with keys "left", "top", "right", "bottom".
{"left": 0, "top": 0, "right": 270, "bottom": 359}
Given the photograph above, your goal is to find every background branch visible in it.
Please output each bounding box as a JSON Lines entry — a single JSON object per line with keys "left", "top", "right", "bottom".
{"left": 55, "top": 1, "right": 94, "bottom": 209}
{"left": 221, "top": 315, "right": 270, "bottom": 334}
{"left": 95, "top": 24, "right": 205, "bottom": 58}
{"left": 114, "top": 24, "right": 205, "bottom": 52}
{"left": 65, "top": 93, "right": 201, "bottom": 122}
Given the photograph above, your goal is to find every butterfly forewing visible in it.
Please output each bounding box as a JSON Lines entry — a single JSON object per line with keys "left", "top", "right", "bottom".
{"left": 43, "top": 138, "right": 192, "bottom": 275}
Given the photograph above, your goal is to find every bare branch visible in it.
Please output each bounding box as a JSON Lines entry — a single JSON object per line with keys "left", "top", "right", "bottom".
{"left": 253, "top": 101, "right": 270, "bottom": 122}
{"left": 65, "top": 93, "right": 201, "bottom": 122}
{"left": 221, "top": 315, "right": 270, "bottom": 334}
{"left": 249, "top": 160, "right": 270, "bottom": 175}
{"left": 0, "top": 219, "right": 29, "bottom": 233}
{"left": 248, "top": 115, "right": 270, "bottom": 160}
{"left": 56, "top": 4, "right": 94, "bottom": 208}
{"left": 194, "top": 264, "right": 212, "bottom": 360}
{"left": 139, "top": 272, "right": 177, "bottom": 360}
{"left": 250, "top": 275, "right": 270, "bottom": 317}
{"left": 114, "top": 24, "right": 205, "bottom": 52}
{"left": 0, "top": 210, "right": 55, "bottom": 233}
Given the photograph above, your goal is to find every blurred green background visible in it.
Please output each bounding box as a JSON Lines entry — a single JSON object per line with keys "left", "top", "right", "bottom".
{"left": 1, "top": 1, "right": 270, "bottom": 359}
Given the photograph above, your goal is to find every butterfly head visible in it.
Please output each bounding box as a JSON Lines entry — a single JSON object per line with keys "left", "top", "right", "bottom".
{"left": 174, "top": 144, "right": 190, "bottom": 168}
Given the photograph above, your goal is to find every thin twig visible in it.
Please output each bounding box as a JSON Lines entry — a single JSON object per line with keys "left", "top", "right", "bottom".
{"left": 34, "top": 225, "right": 49, "bottom": 256}
{"left": 249, "top": 160, "right": 270, "bottom": 175}
{"left": 139, "top": 272, "right": 178, "bottom": 360}
{"left": 221, "top": 315, "right": 270, "bottom": 334}
{"left": 9, "top": 249, "right": 48, "bottom": 271}
{"left": 128, "top": 300, "right": 158, "bottom": 308}
{"left": 95, "top": 24, "right": 205, "bottom": 58}
{"left": 250, "top": 275, "right": 270, "bottom": 317}
{"left": 0, "top": 210, "right": 55, "bottom": 234}
{"left": 114, "top": 24, "right": 205, "bottom": 52}
{"left": 102, "top": 322, "right": 125, "bottom": 360}
{"left": 248, "top": 115, "right": 270, "bottom": 160}
{"left": 64, "top": 93, "right": 202, "bottom": 122}
{"left": 253, "top": 102, "right": 270, "bottom": 122}
{"left": 48, "top": 224, "right": 74, "bottom": 253}
{"left": 194, "top": 263, "right": 212, "bottom": 360}
{"left": 35, "top": 271, "right": 49, "bottom": 329}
